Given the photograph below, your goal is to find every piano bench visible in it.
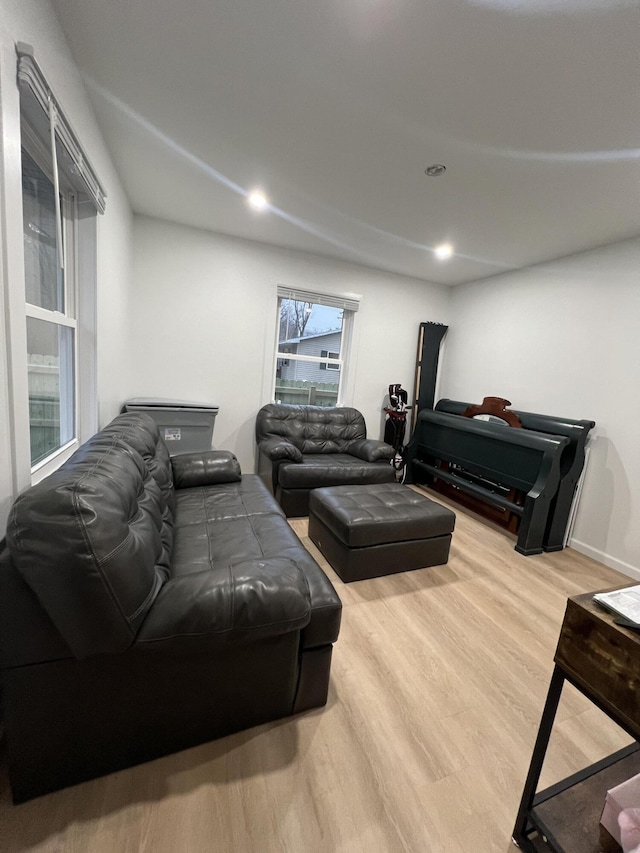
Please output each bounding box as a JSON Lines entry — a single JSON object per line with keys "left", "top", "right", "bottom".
{"left": 308, "top": 483, "right": 456, "bottom": 583}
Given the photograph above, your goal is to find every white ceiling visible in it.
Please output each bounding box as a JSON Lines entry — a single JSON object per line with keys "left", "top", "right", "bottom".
{"left": 51, "top": 0, "right": 640, "bottom": 285}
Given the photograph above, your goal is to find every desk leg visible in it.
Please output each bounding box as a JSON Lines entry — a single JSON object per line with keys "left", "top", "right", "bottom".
{"left": 512, "top": 665, "right": 565, "bottom": 849}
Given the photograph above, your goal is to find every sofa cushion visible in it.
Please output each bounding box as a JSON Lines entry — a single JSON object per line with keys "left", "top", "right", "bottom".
{"left": 174, "top": 475, "right": 287, "bottom": 527}
{"left": 98, "top": 412, "right": 176, "bottom": 516}
{"left": 277, "top": 454, "right": 396, "bottom": 489}
{"left": 256, "top": 404, "right": 366, "bottom": 454}
{"left": 171, "top": 475, "right": 341, "bottom": 647}
{"left": 171, "top": 450, "right": 241, "bottom": 489}
{"left": 7, "top": 432, "right": 170, "bottom": 660}
{"left": 135, "top": 557, "right": 310, "bottom": 646}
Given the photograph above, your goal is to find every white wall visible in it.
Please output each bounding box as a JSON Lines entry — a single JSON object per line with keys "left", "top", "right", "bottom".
{"left": 95, "top": 191, "right": 134, "bottom": 425}
{"left": 0, "top": 0, "right": 133, "bottom": 535}
{"left": 440, "top": 237, "right": 640, "bottom": 577}
{"left": 130, "top": 215, "right": 450, "bottom": 473}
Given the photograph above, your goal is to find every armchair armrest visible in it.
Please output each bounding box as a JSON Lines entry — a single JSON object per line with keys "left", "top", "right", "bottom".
{"left": 136, "top": 557, "right": 311, "bottom": 645}
{"left": 258, "top": 437, "right": 303, "bottom": 463}
{"left": 171, "top": 450, "right": 241, "bottom": 489}
{"left": 348, "top": 438, "right": 395, "bottom": 463}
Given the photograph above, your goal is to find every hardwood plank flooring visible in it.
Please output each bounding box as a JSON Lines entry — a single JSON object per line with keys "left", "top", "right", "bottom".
{"left": 0, "top": 489, "right": 632, "bottom": 852}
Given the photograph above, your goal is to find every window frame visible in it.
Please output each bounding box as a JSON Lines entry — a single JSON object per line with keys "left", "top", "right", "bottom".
{"left": 1, "top": 44, "right": 104, "bottom": 494}
{"left": 21, "top": 115, "right": 80, "bottom": 478}
{"left": 272, "top": 288, "right": 359, "bottom": 406}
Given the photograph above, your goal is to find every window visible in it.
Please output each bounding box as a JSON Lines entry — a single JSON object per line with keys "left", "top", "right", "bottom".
{"left": 22, "top": 130, "right": 76, "bottom": 467}
{"left": 320, "top": 350, "right": 340, "bottom": 371}
{"left": 16, "top": 45, "right": 105, "bottom": 475}
{"left": 274, "top": 286, "right": 360, "bottom": 407}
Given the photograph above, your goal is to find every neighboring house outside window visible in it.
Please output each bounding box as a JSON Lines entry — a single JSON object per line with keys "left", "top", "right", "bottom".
{"left": 279, "top": 331, "right": 342, "bottom": 383}
{"left": 274, "top": 287, "right": 360, "bottom": 407}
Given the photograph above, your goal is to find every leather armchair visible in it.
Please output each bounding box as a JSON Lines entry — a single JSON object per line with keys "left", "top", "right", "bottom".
{"left": 256, "top": 403, "right": 396, "bottom": 517}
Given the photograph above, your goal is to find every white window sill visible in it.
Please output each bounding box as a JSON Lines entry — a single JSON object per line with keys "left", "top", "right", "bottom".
{"left": 31, "top": 439, "right": 78, "bottom": 485}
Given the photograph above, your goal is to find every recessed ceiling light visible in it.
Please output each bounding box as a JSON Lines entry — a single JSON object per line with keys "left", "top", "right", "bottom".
{"left": 424, "top": 164, "right": 447, "bottom": 177}
{"left": 247, "top": 190, "right": 269, "bottom": 211}
{"left": 434, "top": 243, "right": 454, "bottom": 260}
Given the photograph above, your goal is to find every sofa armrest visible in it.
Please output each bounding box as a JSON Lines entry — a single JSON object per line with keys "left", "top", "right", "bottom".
{"left": 136, "top": 557, "right": 310, "bottom": 645}
{"left": 171, "top": 450, "right": 241, "bottom": 489}
{"left": 258, "top": 437, "right": 303, "bottom": 463}
{"left": 348, "top": 438, "right": 395, "bottom": 463}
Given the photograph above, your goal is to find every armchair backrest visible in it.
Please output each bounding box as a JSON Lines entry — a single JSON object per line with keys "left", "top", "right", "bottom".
{"left": 256, "top": 404, "right": 367, "bottom": 454}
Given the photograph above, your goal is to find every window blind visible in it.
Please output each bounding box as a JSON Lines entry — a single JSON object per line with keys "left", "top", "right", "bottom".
{"left": 276, "top": 285, "right": 360, "bottom": 313}
{"left": 17, "top": 43, "right": 107, "bottom": 214}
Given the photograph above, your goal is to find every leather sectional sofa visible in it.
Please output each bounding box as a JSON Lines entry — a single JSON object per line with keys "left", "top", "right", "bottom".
{"left": 256, "top": 403, "right": 396, "bottom": 517}
{"left": 0, "top": 412, "right": 342, "bottom": 802}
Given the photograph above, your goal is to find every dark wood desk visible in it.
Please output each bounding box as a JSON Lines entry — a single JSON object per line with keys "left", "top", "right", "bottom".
{"left": 513, "top": 591, "right": 640, "bottom": 853}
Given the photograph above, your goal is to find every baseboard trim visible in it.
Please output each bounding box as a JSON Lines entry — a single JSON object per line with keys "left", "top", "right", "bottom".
{"left": 569, "top": 538, "right": 640, "bottom": 581}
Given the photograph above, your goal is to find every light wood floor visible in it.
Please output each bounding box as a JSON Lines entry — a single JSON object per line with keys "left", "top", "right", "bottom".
{"left": 0, "top": 489, "right": 632, "bottom": 853}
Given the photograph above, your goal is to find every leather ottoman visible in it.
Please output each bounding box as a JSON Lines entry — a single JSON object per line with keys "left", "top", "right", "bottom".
{"left": 308, "top": 483, "right": 456, "bottom": 583}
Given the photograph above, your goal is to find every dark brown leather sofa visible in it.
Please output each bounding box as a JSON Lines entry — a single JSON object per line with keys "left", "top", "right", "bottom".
{"left": 0, "top": 412, "right": 342, "bottom": 802}
{"left": 256, "top": 403, "right": 396, "bottom": 517}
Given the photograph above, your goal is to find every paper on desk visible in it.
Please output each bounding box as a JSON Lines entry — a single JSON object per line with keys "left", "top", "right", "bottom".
{"left": 594, "top": 585, "right": 640, "bottom": 623}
